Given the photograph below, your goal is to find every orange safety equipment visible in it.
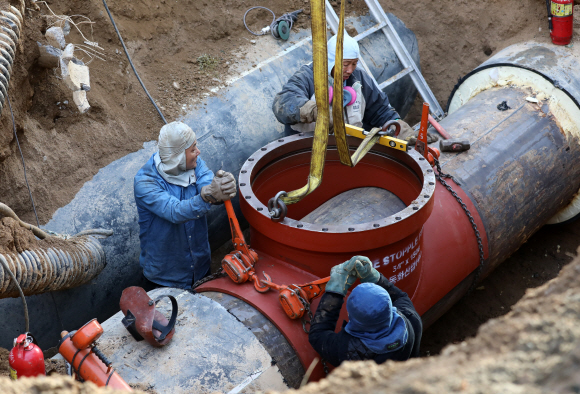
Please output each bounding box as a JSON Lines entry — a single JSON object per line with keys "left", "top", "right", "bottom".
{"left": 58, "top": 319, "right": 132, "bottom": 391}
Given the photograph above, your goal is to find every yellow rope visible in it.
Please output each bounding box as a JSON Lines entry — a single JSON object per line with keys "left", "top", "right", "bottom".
{"left": 280, "top": 0, "right": 386, "bottom": 205}
{"left": 281, "top": 0, "right": 329, "bottom": 204}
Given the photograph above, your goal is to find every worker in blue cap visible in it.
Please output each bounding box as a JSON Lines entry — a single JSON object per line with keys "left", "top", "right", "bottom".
{"left": 134, "top": 121, "right": 237, "bottom": 289}
{"left": 308, "top": 256, "right": 422, "bottom": 366}
{"left": 272, "top": 31, "right": 426, "bottom": 142}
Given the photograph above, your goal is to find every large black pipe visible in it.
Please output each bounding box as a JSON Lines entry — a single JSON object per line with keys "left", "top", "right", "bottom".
{"left": 423, "top": 42, "right": 580, "bottom": 326}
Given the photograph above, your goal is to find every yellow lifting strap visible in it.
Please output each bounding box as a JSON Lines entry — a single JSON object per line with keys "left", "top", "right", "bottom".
{"left": 280, "top": 0, "right": 329, "bottom": 205}
{"left": 280, "top": 0, "right": 396, "bottom": 205}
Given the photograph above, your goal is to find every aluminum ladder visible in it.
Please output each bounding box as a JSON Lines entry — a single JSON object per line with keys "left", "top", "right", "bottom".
{"left": 325, "top": 0, "right": 445, "bottom": 120}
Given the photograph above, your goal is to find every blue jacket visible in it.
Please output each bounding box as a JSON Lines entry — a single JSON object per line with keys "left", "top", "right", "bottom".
{"left": 271, "top": 64, "right": 399, "bottom": 130}
{"left": 134, "top": 154, "right": 214, "bottom": 288}
{"left": 308, "top": 275, "right": 422, "bottom": 366}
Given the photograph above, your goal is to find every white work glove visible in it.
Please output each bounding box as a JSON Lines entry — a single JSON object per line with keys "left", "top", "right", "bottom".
{"left": 201, "top": 170, "right": 237, "bottom": 204}
{"left": 299, "top": 100, "right": 318, "bottom": 123}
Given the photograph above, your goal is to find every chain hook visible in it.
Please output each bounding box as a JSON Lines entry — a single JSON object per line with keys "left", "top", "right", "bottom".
{"left": 268, "top": 191, "right": 288, "bottom": 222}
{"left": 377, "top": 119, "right": 401, "bottom": 137}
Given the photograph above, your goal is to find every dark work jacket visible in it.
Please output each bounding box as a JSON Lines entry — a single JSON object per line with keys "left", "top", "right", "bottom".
{"left": 271, "top": 63, "right": 399, "bottom": 131}
{"left": 308, "top": 275, "right": 422, "bottom": 367}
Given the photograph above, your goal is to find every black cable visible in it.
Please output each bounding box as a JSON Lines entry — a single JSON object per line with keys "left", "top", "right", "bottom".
{"left": 102, "top": 0, "right": 167, "bottom": 125}
{"left": 243, "top": 6, "right": 275, "bottom": 36}
{"left": 546, "top": 0, "right": 553, "bottom": 31}
{"left": 243, "top": 7, "right": 301, "bottom": 39}
{"left": 8, "top": 96, "right": 39, "bottom": 227}
{"left": 0, "top": 255, "right": 29, "bottom": 332}
{"left": 8, "top": 95, "right": 65, "bottom": 332}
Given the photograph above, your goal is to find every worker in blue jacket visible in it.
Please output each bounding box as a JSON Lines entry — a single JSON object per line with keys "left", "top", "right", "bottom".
{"left": 134, "top": 121, "right": 236, "bottom": 289}
{"left": 309, "top": 256, "right": 422, "bottom": 366}
{"left": 272, "top": 31, "right": 418, "bottom": 139}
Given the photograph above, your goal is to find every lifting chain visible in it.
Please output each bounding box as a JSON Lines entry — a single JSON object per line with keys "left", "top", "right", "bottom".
{"left": 433, "top": 158, "right": 485, "bottom": 294}
{"left": 189, "top": 268, "right": 227, "bottom": 293}
{"left": 296, "top": 291, "right": 329, "bottom": 376}
{"left": 296, "top": 292, "right": 313, "bottom": 334}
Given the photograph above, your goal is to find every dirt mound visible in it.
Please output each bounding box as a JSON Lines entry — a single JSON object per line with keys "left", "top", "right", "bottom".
{"left": 0, "top": 0, "right": 316, "bottom": 225}
{"left": 286, "top": 250, "right": 580, "bottom": 394}
{"left": 0, "top": 374, "right": 146, "bottom": 394}
{"left": 0, "top": 217, "right": 39, "bottom": 254}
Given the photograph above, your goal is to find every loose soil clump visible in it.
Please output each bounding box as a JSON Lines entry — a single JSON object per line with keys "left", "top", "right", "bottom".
{"left": 0, "top": 217, "right": 39, "bottom": 254}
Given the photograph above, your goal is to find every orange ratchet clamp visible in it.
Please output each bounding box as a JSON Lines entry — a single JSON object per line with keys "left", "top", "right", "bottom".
{"left": 221, "top": 201, "right": 268, "bottom": 292}
{"left": 221, "top": 201, "right": 330, "bottom": 320}
{"left": 259, "top": 274, "right": 329, "bottom": 319}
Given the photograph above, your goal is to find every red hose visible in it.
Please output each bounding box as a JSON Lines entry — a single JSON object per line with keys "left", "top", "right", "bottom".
{"left": 428, "top": 115, "right": 451, "bottom": 140}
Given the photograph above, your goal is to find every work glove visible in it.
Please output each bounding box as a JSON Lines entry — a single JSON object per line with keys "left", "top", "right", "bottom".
{"left": 201, "top": 170, "right": 236, "bottom": 204}
{"left": 325, "top": 259, "right": 358, "bottom": 296}
{"left": 351, "top": 255, "right": 380, "bottom": 284}
{"left": 299, "top": 100, "right": 318, "bottom": 123}
{"left": 385, "top": 119, "right": 414, "bottom": 139}
{"left": 406, "top": 133, "right": 439, "bottom": 146}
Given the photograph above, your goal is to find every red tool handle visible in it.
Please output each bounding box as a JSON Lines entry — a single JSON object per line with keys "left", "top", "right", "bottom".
{"left": 225, "top": 200, "right": 253, "bottom": 258}
{"left": 428, "top": 114, "right": 451, "bottom": 140}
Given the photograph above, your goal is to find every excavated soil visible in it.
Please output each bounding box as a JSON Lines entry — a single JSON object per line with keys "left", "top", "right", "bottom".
{"left": 0, "top": 216, "right": 93, "bottom": 255}
{"left": 0, "top": 217, "right": 39, "bottom": 253}
{"left": 0, "top": 374, "right": 146, "bottom": 394}
{"left": 1, "top": 0, "right": 580, "bottom": 392}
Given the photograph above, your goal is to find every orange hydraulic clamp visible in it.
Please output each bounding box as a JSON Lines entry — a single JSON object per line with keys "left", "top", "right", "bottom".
{"left": 58, "top": 319, "right": 132, "bottom": 391}
{"left": 221, "top": 200, "right": 330, "bottom": 320}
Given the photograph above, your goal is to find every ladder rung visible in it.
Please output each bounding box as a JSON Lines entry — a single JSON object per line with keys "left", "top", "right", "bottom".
{"left": 378, "top": 67, "right": 413, "bottom": 90}
{"left": 353, "top": 21, "right": 387, "bottom": 42}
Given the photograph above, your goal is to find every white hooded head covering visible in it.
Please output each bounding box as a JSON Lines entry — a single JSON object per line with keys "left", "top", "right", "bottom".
{"left": 327, "top": 31, "right": 360, "bottom": 76}
{"left": 153, "top": 121, "right": 197, "bottom": 187}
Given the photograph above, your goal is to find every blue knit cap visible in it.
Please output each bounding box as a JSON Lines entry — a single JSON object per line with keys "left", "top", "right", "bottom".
{"left": 327, "top": 31, "right": 360, "bottom": 76}
{"left": 345, "top": 283, "right": 408, "bottom": 354}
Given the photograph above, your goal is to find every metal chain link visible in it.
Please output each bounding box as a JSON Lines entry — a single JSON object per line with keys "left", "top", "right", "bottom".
{"left": 296, "top": 291, "right": 329, "bottom": 375}
{"left": 433, "top": 158, "right": 485, "bottom": 294}
{"left": 296, "top": 292, "right": 313, "bottom": 334}
{"left": 189, "top": 268, "right": 227, "bottom": 293}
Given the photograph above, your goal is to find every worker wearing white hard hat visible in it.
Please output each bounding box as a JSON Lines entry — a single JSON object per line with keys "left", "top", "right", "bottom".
{"left": 272, "top": 31, "right": 417, "bottom": 140}
{"left": 134, "top": 121, "right": 236, "bottom": 288}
